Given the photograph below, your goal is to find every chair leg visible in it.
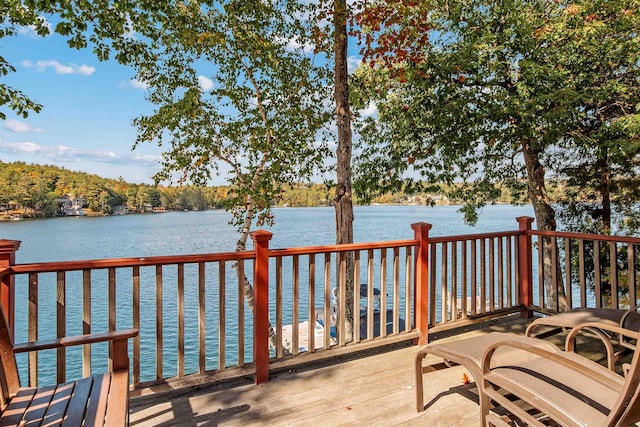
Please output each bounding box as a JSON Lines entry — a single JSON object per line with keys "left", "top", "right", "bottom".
{"left": 415, "top": 351, "right": 426, "bottom": 412}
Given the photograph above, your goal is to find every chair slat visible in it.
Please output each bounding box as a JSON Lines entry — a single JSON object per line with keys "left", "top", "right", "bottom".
{"left": 61, "top": 376, "right": 93, "bottom": 426}
{"left": 83, "top": 373, "right": 110, "bottom": 427}
{"left": 41, "top": 381, "right": 74, "bottom": 425}
{"left": 0, "top": 387, "right": 36, "bottom": 427}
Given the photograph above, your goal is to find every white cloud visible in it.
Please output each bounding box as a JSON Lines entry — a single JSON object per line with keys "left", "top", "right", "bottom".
{"left": 278, "top": 36, "right": 316, "bottom": 54}
{"left": 198, "top": 75, "right": 214, "bottom": 92}
{"left": 4, "top": 120, "right": 42, "bottom": 133}
{"left": 0, "top": 141, "right": 160, "bottom": 166}
{"left": 129, "top": 78, "right": 150, "bottom": 90}
{"left": 22, "top": 60, "right": 96, "bottom": 75}
{"left": 359, "top": 101, "right": 378, "bottom": 118}
{"left": 347, "top": 56, "right": 361, "bottom": 73}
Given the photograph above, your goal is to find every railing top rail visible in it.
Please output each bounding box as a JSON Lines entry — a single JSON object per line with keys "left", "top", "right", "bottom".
{"left": 269, "top": 239, "right": 418, "bottom": 257}
{"left": 429, "top": 230, "right": 523, "bottom": 244}
{"left": 10, "top": 250, "right": 255, "bottom": 274}
{"left": 529, "top": 229, "right": 640, "bottom": 245}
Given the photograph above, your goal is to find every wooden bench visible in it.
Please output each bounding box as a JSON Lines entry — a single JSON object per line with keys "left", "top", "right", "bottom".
{"left": 0, "top": 305, "right": 137, "bottom": 426}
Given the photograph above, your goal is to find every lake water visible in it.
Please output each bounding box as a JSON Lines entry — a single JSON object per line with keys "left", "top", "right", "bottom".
{"left": 1, "top": 204, "right": 535, "bottom": 384}
{"left": 0, "top": 204, "right": 535, "bottom": 263}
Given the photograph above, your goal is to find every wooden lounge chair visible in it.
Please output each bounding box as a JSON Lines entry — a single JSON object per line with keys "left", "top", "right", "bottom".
{"left": 0, "top": 305, "right": 138, "bottom": 426}
{"left": 481, "top": 321, "right": 640, "bottom": 426}
{"left": 415, "top": 332, "right": 562, "bottom": 424}
{"left": 525, "top": 305, "right": 640, "bottom": 370}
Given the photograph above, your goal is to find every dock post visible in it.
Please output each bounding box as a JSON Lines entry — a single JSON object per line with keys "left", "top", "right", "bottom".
{"left": 251, "top": 230, "right": 272, "bottom": 384}
{"left": 412, "top": 223, "right": 431, "bottom": 345}
{"left": 517, "top": 217, "right": 535, "bottom": 318}
{"left": 0, "top": 239, "right": 20, "bottom": 337}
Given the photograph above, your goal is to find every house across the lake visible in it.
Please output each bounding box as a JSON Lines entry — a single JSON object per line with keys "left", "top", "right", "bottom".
{"left": 57, "top": 195, "right": 87, "bottom": 216}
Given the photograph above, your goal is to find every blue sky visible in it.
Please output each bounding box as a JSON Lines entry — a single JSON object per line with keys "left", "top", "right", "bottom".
{"left": 1, "top": 20, "right": 370, "bottom": 185}
{"left": 1, "top": 26, "right": 165, "bottom": 183}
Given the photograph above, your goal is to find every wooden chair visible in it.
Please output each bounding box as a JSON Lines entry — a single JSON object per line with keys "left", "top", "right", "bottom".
{"left": 0, "top": 306, "right": 138, "bottom": 426}
{"left": 525, "top": 305, "right": 640, "bottom": 370}
{"left": 481, "top": 322, "right": 640, "bottom": 426}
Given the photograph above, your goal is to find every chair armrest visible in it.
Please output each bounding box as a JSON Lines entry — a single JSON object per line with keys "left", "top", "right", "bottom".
{"left": 481, "top": 340, "right": 622, "bottom": 390}
{"left": 13, "top": 328, "right": 138, "bottom": 354}
{"left": 565, "top": 322, "right": 640, "bottom": 352}
{"left": 620, "top": 304, "right": 640, "bottom": 328}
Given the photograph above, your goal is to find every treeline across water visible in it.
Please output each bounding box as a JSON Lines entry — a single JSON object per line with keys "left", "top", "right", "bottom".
{"left": 0, "top": 162, "right": 338, "bottom": 217}
{"left": 1, "top": 161, "right": 557, "bottom": 218}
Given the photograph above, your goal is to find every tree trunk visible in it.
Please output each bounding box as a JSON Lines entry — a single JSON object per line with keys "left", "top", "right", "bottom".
{"left": 235, "top": 194, "right": 287, "bottom": 354}
{"left": 334, "top": 0, "right": 355, "bottom": 341}
{"left": 522, "top": 140, "right": 568, "bottom": 310}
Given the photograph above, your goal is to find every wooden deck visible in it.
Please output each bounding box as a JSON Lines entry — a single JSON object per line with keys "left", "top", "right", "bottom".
{"left": 129, "top": 316, "right": 611, "bottom": 426}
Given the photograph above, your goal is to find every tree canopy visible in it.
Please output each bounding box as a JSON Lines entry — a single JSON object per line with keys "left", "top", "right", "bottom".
{"left": 352, "top": 0, "right": 640, "bottom": 234}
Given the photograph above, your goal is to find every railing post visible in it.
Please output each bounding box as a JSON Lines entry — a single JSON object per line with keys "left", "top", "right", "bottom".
{"left": 517, "top": 217, "right": 534, "bottom": 318}
{"left": 412, "top": 222, "right": 432, "bottom": 345}
{"left": 0, "top": 239, "right": 20, "bottom": 338}
{"left": 250, "top": 229, "right": 272, "bottom": 384}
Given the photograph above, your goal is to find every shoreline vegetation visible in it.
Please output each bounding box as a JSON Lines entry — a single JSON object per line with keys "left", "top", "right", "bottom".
{"left": 0, "top": 161, "right": 548, "bottom": 219}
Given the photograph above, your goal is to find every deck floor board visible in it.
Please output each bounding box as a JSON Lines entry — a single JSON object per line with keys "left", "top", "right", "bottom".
{"left": 129, "top": 318, "right": 615, "bottom": 426}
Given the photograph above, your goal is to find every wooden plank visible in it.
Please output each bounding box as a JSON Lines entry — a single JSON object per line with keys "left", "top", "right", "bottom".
{"left": 461, "top": 241, "right": 467, "bottom": 319}
{"left": 594, "top": 240, "right": 601, "bottom": 308}
{"left": 323, "top": 253, "right": 331, "bottom": 349}
{"left": 108, "top": 267, "right": 116, "bottom": 371}
{"left": 429, "top": 243, "right": 436, "bottom": 325}
{"left": 610, "top": 242, "right": 618, "bottom": 309}
{"left": 367, "top": 249, "right": 374, "bottom": 340}
{"left": 20, "top": 384, "right": 55, "bottom": 426}
{"left": 218, "top": 262, "right": 226, "bottom": 370}
{"left": 57, "top": 271, "right": 66, "bottom": 384}
{"left": 489, "top": 238, "right": 495, "bottom": 312}
{"left": 177, "top": 263, "right": 185, "bottom": 377}
{"left": 564, "top": 238, "right": 572, "bottom": 309}
{"left": 393, "top": 248, "right": 400, "bottom": 332}
{"left": 404, "top": 246, "right": 412, "bottom": 333}
{"left": 538, "top": 236, "right": 544, "bottom": 308}
{"left": 471, "top": 240, "right": 477, "bottom": 315}
{"left": 0, "top": 387, "right": 37, "bottom": 426}
{"left": 28, "top": 272, "right": 38, "bottom": 387}
{"left": 441, "top": 242, "right": 447, "bottom": 323}
{"left": 497, "top": 237, "right": 503, "bottom": 310}
{"left": 292, "top": 254, "right": 300, "bottom": 354}
{"left": 83, "top": 269, "right": 92, "bottom": 379}
{"left": 41, "top": 381, "right": 74, "bottom": 425}
{"left": 83, "top": 373, "right": 109, "bottom": 427}
{"left": 506, "top": 237, "right": 512, "bottom": 308}
{"left": 156, "top": 265, "right": 163, "bottom": 380}
{"left": 451, "top": 242, "right": 457, "bottom": 320}
{"left": 237, "top": 260, "right": 244, "bottom": 366}
{"left": 133, "top": 266, "right": 140, "bottom": 384}
{"left": 480, "top": 240, "right": 487, "bottom": 314}
{"left": 198, "top": 262, "right": 205, "bottom": 373}
{"left": 514, "top": 237, "right": 520, "bottom": 305}
{"left": 551, "top": 236, "right": 558, "bottom": 311}
{"left": 629, "top": 244, "right": 637, "bottom": 308}
{"left": 276, "top": 256, "right": 283, "bottom": 358}
{"left": 380, "top": 248, "right": 387, "bottom": 338}
{"left": 338, "top": 253, "right": 346, "bottom": 346}
{"left": 354, "top": 251, "right": 361, "bottom": 342}
{"left": 61, "top": 376, "right": 93, "bottom": 426}
{"left": 579, "top": 239, "right": 586, "bottom": 307}
{"left": 103, "top": 371, "right": 129, "bottom": 426}
{"left": 308, "top": 254, "right": 315, "bottom": 353}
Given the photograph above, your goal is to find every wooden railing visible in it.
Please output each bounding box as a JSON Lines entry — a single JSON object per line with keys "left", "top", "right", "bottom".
{"left": 3, "top": 217, "right": 635, "bottom": 388}
{"left": 527, "top": 229, "right": 640, "bottom": 313}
